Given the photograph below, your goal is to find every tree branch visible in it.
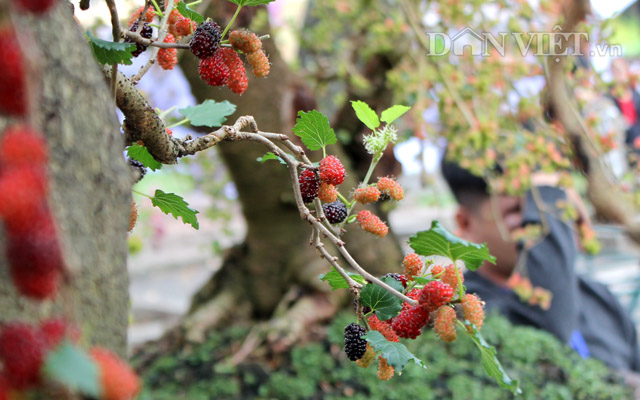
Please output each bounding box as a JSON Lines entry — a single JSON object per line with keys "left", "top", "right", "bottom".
{"left": 546, "top": 0, "right": 640, "bottom": 243}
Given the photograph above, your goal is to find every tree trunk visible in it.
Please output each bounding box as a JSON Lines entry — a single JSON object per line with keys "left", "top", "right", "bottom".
{"left": 170, "top": 6, "right": 404, "bottom": 346}
{"left": 0, "top": 2, "right": 131, "bottom": 354}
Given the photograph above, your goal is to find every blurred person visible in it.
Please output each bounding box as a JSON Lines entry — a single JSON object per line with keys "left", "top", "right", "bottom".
{"left": 441, "top": 158, "right": 640, "bottom": 372}
{"left": 610, "top": 58, "right": 640, "bottom": 150}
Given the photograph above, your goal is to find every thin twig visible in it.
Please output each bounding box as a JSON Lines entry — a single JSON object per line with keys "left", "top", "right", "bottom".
{"left": 132, "top": 0, "right": 175, "bottom": 84}
{"left": 105, "top": 0, "right": 121, "bottom": 98}
{"left": 122, "top": 30, "right": 191, "bottom": 49}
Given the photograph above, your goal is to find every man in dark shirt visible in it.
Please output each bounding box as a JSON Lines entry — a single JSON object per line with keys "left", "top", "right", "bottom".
{"left": 441, "top": 159, "right": 640, "bottom": 372}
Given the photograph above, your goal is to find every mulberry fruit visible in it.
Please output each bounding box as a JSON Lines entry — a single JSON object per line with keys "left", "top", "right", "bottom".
{"left": 0, "top": 323, "right": 46, "bottom": 389}
{"left": 14, "top": 0, "right": 56, "bottom": 14}
{"left": 90, "top": 347, "right": 141, "bottom": 400}
{"left": 189, "top": 20, "right": 221, "bottom": 59}
{"left": 157, "top": 34, "right": 178, "bottom": 70}
{"left": 430, "top": 264, "right": 444, "bottom": 277}
{"left": 356, "top": 344, "right": 376, "bottom": 368}
{"left": 230, "top": 30, "right": 262, "bottom": 53}
{"left": 198, "top": 51, "right": 229, "bottom": 86}
{"left": 367, "top": 315, "right": 398, "bottom": 342}
{"left": 167, "top": 8, "right": 181, "bottom": 26}
{"left": 319, "top": 155, "right": 345, "bottom": 185}
{"left": 126, "top": 21, "right": 153, "bottom": 57}
{"left": 419, "top": 281, "right": 453, "bottom": 312}
{"left": 322, "top": 200, "right": 347, "bottom": 224}
{"left": 298, "top": 169, "right": 319, "bottom": 203}
{"left": 0, "top": 166, "right": 48, "bottom": 222}
{"left": 172, "top": 16, "right": 195, "bottom": 38}
{"left": 441, "top": 264, "right": 463, "bottom": 293}
{"left": 0, "top": 124, "right": 48, "bottom": 167}
{"left": 354, "top": 186, "right": 381, "bottom": 204}
{"left": 0, "top": 28, "right": 27, "bottom": 116}
{"left": 246, "top": 48, "right": 270, "bottom": 77}
{"left": 377, "top": 357, "right": 394, "bottom": 381}
{"left": 402, "top": 253, "right": 423, "bottom": 280}
{"left": 392, "top": 304, "right": 429, "bottom": 339}
{"left": 128, "top": 201, "right": 138, "bottom": 232}
{"left": 377, "top": 177, "right": 404, "bottom": 201}
{"left": 356, "top": 210, "right": 388, "bottom": 237}
{"left": 383, "top": 273, "right": 407, "bottom": 288}
{"left": 434, "top": 306, "right": 458, "bottom": 342}
{"left": 127, "top": 6, "right": 155, "bottom": 26}
{"left": 318, "top": 182, "right": 338, "bottom": 203}
{"left": 6, "top": 213, "right": 64, "bottom": 299}
{"left": 344, "top": 323, "right": 367, "bottom": 361}
{"left": 220, "top": 48, "right": 248, "bottom": 95}
{"left": 462, "top": 293, "right": 485, "bottom": 332}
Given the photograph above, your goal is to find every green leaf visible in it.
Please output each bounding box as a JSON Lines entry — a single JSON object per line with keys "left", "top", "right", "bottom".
{"left": 257, "top": 152, "right": 286, "bottom": 164}
{"left": 151, "top": 189, "right": 200, "bottom": 229}
{"left": 225, "top": 0, "right": 276, "bottom": 6}
{"left": 409, "top": 220, "right": 495, "bottom": 271}
{"left": 380, "top": 105, "right": 410, "bottom": 124}
{"left": 176, "top": 1, "right": 204, "bottom": 23}
{"left": 127, "top": 144, "right": 163, "bottom": 171}
{"left": 318, "top": 267, "right": 365, "bottom": 290}
{"left": 363, "top": 331, "right": 426, "bottom": 372}
{"left": 359, "top": 277, "right": 403, "bottom": 321}
{"left": 42, "top": 341, "right": 101, "bottom": 397}
{"left": 351, "top": 100, "right": 380, "bottom": 131}
{"left": 87, "top": 30, "right": 136, "bottom": 65}
{"left": 292, "top": 110, "right": 337, "bottom": 151}
{"left": 178, "top": 100, "right": 236, "bottom": 127}
{"left": 466, "top": 325, "right": 521, "bottom": 394}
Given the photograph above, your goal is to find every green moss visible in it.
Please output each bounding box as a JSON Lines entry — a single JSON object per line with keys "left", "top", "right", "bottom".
{"left": 139, "top": 313, "right": 632, "bottom": 399}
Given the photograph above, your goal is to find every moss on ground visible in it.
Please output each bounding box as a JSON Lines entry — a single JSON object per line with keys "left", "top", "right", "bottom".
{"left": 136, "top": 313, "right": 631, "bottom": 399}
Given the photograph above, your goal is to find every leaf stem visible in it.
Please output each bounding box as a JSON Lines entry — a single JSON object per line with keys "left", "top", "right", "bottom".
{"left": 158, "top": 106, "right": 177, "bottom": 119}
{"left": 185, "top": 0, "right": 201, "bottom": 6}
{"left": 167, "top": 118, "right": 190, "bottom": 129}
{"left": 322, "top": 146, "right": 327, "bottom": 159}
{"left": 221, "top": 5, "right": 242, "bottom": 39}
{"left": 132, "top": 189, "right": 153, "bottom": 199}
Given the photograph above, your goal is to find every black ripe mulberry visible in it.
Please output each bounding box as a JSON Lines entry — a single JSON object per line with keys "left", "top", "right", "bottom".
{"left": 189, "top": 21, "right": 221, "bottom": 59}
{"left": 383, "top": 273, "right": 408, "bottom": 288}
{"left": 299, "top": 169, "right": 320, "bottom": 203}
{"left": 126, "top": 21, "right": 153, "bottom": 57}
{"left": 322, "top": 200, "right": 347, "bottom": 224}
{"left": 344, "top": 323, "right": 367, "bottom": 361}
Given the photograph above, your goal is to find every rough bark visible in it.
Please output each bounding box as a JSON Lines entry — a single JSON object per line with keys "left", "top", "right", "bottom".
{"left": 0, "top": 2, "right": 131, "bottom": 354}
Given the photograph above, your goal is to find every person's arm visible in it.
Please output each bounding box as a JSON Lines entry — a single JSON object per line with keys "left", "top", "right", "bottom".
{"left": 519, "top": 186, "right": 581, "bottom": 343}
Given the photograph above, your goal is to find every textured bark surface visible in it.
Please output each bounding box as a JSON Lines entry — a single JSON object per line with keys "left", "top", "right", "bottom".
{"left": 0, "top": 2, "right": 131, "bottom": 354}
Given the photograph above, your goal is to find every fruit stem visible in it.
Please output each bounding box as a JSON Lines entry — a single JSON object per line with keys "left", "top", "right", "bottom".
{"left": 337, "top": 192, "right": 349, "bottom": 206}
{"left": 185, "top": 0, "right": 202, "bottom": 6}
{"left": 150, "top": 0, "right": 164, "bottom": 18}
{"left": 221, "top": 5, "right": 242, "bottom": 39}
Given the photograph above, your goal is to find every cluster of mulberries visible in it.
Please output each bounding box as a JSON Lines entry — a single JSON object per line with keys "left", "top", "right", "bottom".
{"left": 230, "top": 30, "right": 270, "bottom": 78}
{"left": 0, "top": 320, "right": 140, "bottom": 399}
{"left": 298, "top": 155, "right": 349, "bottom": 223}
{"left": 0, "top": 125, "right": 65, "bottom": 300}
